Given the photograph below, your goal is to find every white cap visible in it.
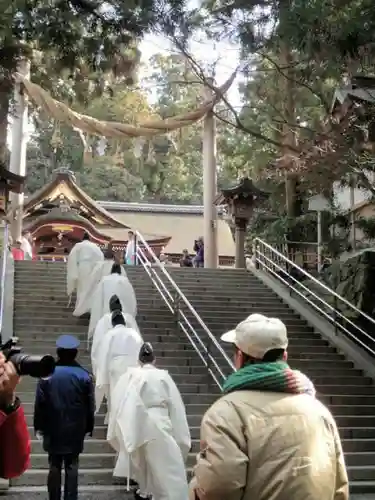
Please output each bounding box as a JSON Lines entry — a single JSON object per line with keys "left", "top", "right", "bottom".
{"left": 221, "top": 313, "right": 288, "bottom": 359}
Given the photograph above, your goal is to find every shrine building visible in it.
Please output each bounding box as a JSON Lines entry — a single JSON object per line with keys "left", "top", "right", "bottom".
{"left": 19, "top": 170, "right": 235, "bottom": 264}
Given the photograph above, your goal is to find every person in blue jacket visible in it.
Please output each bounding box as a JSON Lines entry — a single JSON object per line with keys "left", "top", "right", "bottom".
{"left": 34, "top": 334, "right": 95, "bottom": 500}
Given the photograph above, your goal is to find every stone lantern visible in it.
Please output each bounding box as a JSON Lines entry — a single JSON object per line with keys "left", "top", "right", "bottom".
{"left": 0, "top": 163, "right": 25, "bottom": 218}
{"left": 215, "top": 177, "right": 269, "bottom": 268}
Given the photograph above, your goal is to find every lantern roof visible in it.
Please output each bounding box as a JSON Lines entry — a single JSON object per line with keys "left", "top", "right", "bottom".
{"left": 0, "top": 163, "right": 25, "bottom": 193}
{"left": 215, "top": 177, "right": 270, "bottom": 206}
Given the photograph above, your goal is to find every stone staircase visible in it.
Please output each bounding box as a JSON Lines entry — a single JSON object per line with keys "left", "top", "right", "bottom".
{"left": 8, "top": 261, "right": 375, "bottom": 496}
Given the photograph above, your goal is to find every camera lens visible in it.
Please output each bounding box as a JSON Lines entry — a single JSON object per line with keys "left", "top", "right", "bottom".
{"left": 9, "top": 353, "right": 56, "bottom": 378}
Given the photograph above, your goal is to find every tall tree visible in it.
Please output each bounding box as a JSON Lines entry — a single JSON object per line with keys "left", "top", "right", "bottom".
{"left": 0, "top": 0, "right": 187, "bottom": 161}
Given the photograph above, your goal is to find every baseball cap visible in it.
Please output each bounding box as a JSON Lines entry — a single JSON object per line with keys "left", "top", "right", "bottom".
{"left": 221, "top": 313, "right": 288, "bottom": 359}
{"left": 56, "top": 334, "right": 80, "bottom": 350}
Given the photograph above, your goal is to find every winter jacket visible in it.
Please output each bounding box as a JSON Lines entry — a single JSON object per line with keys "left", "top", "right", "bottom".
{"left": 0, "top": 400, "right": 31, "bottom": 478}
{"left": 34, "top": 360, "right": 94, "bottom": 455}
{"left": 189, "top": 390, "right": 348, "bottom": 500}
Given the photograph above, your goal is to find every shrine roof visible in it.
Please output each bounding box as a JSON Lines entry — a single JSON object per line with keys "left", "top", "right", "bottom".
{"left": 25, "top": 206, "right": 170, "bottom": 245}
{"left": 331, "top": 75, "right": 375, "bottom": 113}
{"left": 24, "top": 171, "right": 128, "bottom": 228}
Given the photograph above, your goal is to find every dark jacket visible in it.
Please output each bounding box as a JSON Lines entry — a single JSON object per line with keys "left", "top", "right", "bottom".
{"left": 196, "top": 244, "right": 204, "bottom": 263}
{"left": 0, "top": 400, "right": 31, "bottom": 478}
{"left": 34, "top": 360, "right": 94, "bottom": 455}
{"left": 180, "top": 256, "right": 193, "bottom": 267}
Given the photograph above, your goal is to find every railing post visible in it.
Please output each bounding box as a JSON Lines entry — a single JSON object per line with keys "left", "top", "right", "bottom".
{"left": 134, "top": 233, "right": 138, "bottom": 266}
{"left": 173, "top": 292, "right": 181, "bottom": 333}
{"left": 253, "top": 241, "right": 259, "bottom": 269}
{"left": 205, "top": 340, "right": 212, "bottom": 375}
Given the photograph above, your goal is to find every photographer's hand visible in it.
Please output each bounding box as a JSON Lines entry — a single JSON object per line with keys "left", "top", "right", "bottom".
{"left": 0, "top": 352, "right": 19, "bottom": 407}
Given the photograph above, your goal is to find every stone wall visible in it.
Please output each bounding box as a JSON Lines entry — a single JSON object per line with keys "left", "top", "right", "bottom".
{"left": 322, "top": 248, "right": 375, "bottom": 319}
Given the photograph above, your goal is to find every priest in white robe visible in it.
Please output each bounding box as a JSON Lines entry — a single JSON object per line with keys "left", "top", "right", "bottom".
{"left": 125, "top": 230, "right": 136, "bottom": 265}
{"left": 95, "top": 309, "right": 142, "bottom": 415}
{"left": 73, "top": 244, "right": 116, "bottom": 317}
{"left": 108, "top": 342, "right": 191, "bottom": 500}
{"left": 20, "top": 231, "right": 33, "bottom": 260}
{"left": 67, "top": 233, "right": 104, "bottom": 307}
{"left": 88, "top": 262, "right": 137, "bottom": 338}
{"left": 95, "top": 310, "right": 142, "bottom": 480}
{"left": 91, "top": 294, "right": 140, "bottom": 378}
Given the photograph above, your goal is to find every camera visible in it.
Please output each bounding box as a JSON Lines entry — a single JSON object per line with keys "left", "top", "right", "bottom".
{"left": 0, "top": 337, "right": 56, "bottom": 378}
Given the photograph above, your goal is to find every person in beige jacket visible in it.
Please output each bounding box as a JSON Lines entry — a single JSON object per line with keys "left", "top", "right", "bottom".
{"left": 189, "top": 313, "right": 348, "bottom": 500}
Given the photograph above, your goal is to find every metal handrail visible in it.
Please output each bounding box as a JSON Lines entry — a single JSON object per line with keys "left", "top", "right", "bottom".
{"left": 254, "top": 237, "right": 375, "bottom": 357}
{"left": 134, "top": 231, "right": 235, "bottom": 386}
{"left": 0, "top": 224, "right": 9, "bottom": 343}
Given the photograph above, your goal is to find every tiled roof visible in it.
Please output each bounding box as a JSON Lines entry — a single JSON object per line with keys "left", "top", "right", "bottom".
{"left": 97, "top": 201, "right": 226, "bottom": 216}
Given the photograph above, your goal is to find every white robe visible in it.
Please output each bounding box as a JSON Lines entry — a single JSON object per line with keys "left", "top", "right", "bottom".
{"left": 73, "top": 260, "right": 127, "bottom": 317}
{"left": 67, "top": 241, "right": 104, "bottom": 304}
{"left": 125, "top": 239, "right": 136, "bottom": 265}
{"left": 88, "top": 274, "right": 137, "bottom": 338}
{"left": 95, "top": 325, "right": 143, "bottom": 413}
{"left": 20, "top": 237, "right": 33, "bottom": 260}
{"left": 107, "top": 365, "right": 191, "bottom": 499}
{"left": 91, "top": 312, "right": 141, "bottom": 378}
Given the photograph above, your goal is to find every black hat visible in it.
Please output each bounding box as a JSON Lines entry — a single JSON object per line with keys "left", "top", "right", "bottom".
{"left": 109, "top": 294, "right": 122, "bottom": 312}
{"left": 111, "top": 310, "right": 125, "bottom": 327}
{"left": 139, "top": 342, "right": 155, "bottom": 364}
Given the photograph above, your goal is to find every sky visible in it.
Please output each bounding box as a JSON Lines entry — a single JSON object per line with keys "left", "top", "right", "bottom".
{"left": 8, "top": 18, "right": 243, "bottom": 150}
{"left": 139, "top": 32, "right": 242, "bottom": 106}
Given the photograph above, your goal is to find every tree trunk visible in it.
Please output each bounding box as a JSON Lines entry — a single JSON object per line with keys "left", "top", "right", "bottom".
{"left": 0, "top": 79, "right": 11, "bottom": 164}
{"left": 279, "top": 42, "right": 298, "bottom": 218}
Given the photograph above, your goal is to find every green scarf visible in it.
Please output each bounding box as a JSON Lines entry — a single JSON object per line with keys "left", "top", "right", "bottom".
{"left": 222, "top": 361, "right": 315, "bottom": 396}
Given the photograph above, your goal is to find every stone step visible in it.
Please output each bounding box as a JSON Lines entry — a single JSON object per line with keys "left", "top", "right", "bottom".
{"left": 10, "top": 469, "right": 117, "bottom": 487}
{"left": 13, "top": 288, "right": 289, "bottom": 300}
{"left": 16, "top": 335, "right": 332, "bottom": 348}
{"left": 340, "top": 428, "right": 375, "bottom": 439}
{"left": 11, "top": 354, "right": 354, "bottom": 372}
{"left": 13, "top": 261, "right": 375, "bottom": 493}
{"left": 12, "top": 320, "right": 318, "bottom": 332}
{"left": 13, "top": 311, "right": 309, "bottom": 324}
{"left": 24, "top": 413, "right": 108, "bottom": 426}
{"left": 27, "top": 440, "right": 113, "bottom": 455}
{"left": 21, "top": 396, "right": 217, "bottom": 415}
{"left": 321, "top": 395, "right": 375, "bottom": 406}
{"left": 13, "top": 304, "right": 297, "bottom": 318}
{"left": 18, "top": 383, "right": 219, "bottom": 402}
{"left": 9, "top": 462, "right": 375, "bottom": 487}
{"left": 331, "top": 406, "right": 375, "bottom": 416}
{"left": 27, "top": 425, "right": 109, "bottom": 439}
{"left": 15, "top": 343, "right": 343, "bottom": 359}
{"left": 13, "top": 299, "right": 291, "bottom": 312}
{"left": 346, "top": 453, "right": 375, "bottom": 466}
{"left": 30, "top": 453, "right": 117, "bottom": 469}
{"left": 349, "top": 465, "right": 375, "bottom": 482}
{"left": 14, "top": 295, "right": 288, "bottom": 308}
{"left": 25, "top": 437, "right": 375, "bottom": 466}
{"left": 14, "top": 276, "right": 262, "bottom": 287}
{"left": 0, "top": 486, "right": 131, "bottom": 496}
